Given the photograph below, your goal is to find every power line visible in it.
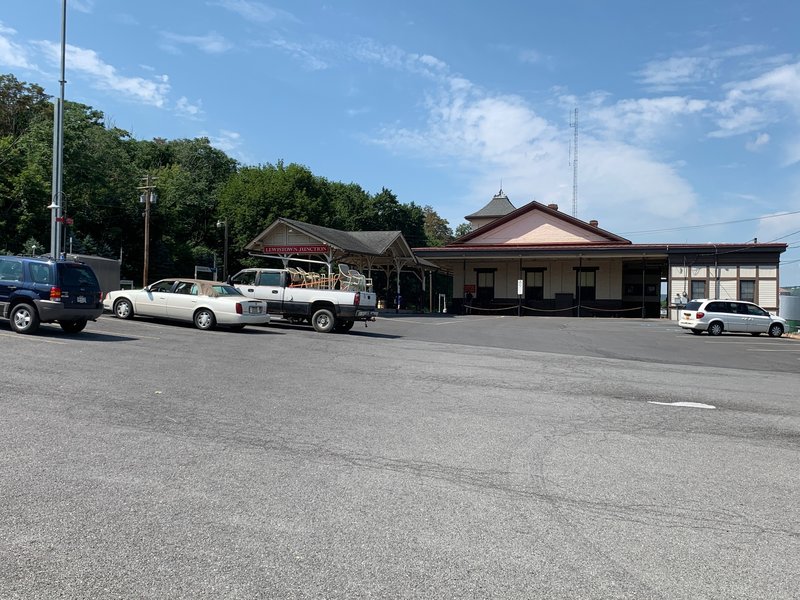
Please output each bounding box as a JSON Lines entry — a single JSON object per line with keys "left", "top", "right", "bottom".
{"left": 620, "top": 209, "right": 800, "bottom": 235}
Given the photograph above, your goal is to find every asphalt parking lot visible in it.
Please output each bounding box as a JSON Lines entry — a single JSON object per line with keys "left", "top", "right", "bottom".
{"left": 1, "top": 314, "right": 798, "bottom": 599}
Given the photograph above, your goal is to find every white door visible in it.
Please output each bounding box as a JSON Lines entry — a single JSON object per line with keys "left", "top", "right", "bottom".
{"left": 138, "top": 280, "right": 175, "bottom": 317}
{"left": 167, "top": 281, "right": 199, "bottom": 321}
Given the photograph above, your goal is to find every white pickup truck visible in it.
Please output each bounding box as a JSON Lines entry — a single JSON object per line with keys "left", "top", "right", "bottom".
{"left": 229, "top": 267, "right": 378, "bottom": 333}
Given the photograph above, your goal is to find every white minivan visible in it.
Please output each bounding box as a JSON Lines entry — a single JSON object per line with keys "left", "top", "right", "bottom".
{"left": 679, "top": 299, "right": 787, "bottom": 337}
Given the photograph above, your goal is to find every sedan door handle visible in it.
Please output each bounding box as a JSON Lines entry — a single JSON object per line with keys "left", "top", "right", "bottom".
{"left": 271, "top": 290, "right": 279, "bottom": 294}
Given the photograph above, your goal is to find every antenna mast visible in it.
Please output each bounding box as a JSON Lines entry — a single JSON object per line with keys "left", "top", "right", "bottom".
{"left": 569, "top": 107, "right": 578, "bottom": 218}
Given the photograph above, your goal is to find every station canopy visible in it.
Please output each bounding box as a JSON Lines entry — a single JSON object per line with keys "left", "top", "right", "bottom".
{"left": 244, "top": 217, "right": 441, "bottom": 275}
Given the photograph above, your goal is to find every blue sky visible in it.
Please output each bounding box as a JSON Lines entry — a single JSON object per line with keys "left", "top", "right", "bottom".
{"left": 2, "top": 0, "right": 800, "bottom": 284}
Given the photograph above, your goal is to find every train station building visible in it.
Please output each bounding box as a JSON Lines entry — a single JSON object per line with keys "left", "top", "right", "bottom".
{"left": 413, "top": 190, "right": 787, "bottom": 319}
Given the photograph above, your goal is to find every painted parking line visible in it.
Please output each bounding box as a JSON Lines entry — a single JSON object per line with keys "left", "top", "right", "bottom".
{"left": 88, "top": 328, "right": 162, "bottom": 340}
{"left": 0, "top": 332, "right": 67, "bottom": 345}
{"left": 377, "top": 316, "right": 505, "bottom": 326}
{"left": 648, "top": 401, "right": 716, "bottom": 409}
{"left": 746, "top": 347, "right": 800, "bottom": 352}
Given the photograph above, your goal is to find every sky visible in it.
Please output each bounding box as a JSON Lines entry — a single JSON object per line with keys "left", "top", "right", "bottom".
{"left": 2, "top": 0, "right": 800, "bottom": 285}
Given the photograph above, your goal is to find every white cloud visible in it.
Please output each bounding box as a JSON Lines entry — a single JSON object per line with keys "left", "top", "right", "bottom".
{"left": 160, "top": 31, "right": 232, "bottom": 55}
{"left": 588, "top": 96, "right": 710, "bottom": 143}
{"left": 269, "top": 38, "right": 328, "bottom": 70}
{"left": 34, "top": 40, "right": 170, "bottom": 107}
{"left": 209, "top": 0, "right": 296, "bottom": 24}
{"left": 0, "top": 21, "right": 34, "bottom": 69}
{"left": 70, "top": 0, "right": 95, "bottom": 14}
{"left": 735, "top": 61, "right": 800, "bottom": 110}
{"left": 176, "top": 97, "right": 204, "bottom": 119}
{"left": 372, "top": 72, "right": 699, "bottom": 232}
{"left": 745, "top": 132, "right": 770, "bottom": 151}
{"left": 708, "top": 61, "right": 800, "bottom": 138}
{"left": 637, "top": 56, "right": 719, "bottom": 91}
{"left": 207, "top": 129, "right": 242, "bottom": 154}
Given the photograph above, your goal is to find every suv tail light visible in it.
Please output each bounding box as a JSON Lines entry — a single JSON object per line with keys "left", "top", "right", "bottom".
{"left": 50, "top": 286, "right": 62, "bottom": 301}
{"left": 235, "top": 302, "right": 243, "bottom": 314}
{"left": 354, "top": 292, "right": 360, "bottom": 306}
{"left": 696, "top": 311, "right": 705, "bottom": 319}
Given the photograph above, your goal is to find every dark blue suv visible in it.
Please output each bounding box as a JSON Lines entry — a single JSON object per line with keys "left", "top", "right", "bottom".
{"left": 0, "top": 256, "right": 104, "bottom": 334}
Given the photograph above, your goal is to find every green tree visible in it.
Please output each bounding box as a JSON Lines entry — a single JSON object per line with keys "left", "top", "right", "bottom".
{"left": 422, "top": 205, "right": 453, "bottom": 247}
{"left": 454, "top": 222, "right": 472, "bottom": 238}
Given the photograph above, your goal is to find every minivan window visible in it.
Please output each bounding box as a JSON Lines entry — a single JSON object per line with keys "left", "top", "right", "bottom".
{"left": 684, "top": 301, "right": 702, "bottom": 310}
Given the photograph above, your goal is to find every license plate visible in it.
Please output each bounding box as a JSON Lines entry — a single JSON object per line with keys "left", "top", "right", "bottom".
{"left": 76, "top": 296, "right": 86, "bottom": 304}
{"left": 249, "top": 306, "right": 262, "bottom": 314}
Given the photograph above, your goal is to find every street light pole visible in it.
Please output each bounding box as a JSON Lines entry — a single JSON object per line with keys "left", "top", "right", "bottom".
{"left": 217, "top": 219, "right": 228, "bottom": 281}
{"left": 49, "top": 0, "right": 67, "bottom": 259}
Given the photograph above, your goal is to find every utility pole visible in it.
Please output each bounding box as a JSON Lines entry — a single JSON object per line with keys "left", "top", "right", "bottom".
{"left": 216, "top": 219, "right": 229, "bottom": 281}
{"left": 138, "top": 175, "right": 157, "bottom": 286}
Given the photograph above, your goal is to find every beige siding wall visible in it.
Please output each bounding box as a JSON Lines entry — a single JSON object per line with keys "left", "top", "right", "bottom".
{"left": 718, "top": 279, "right": 736, "bottom": 299}
{"left": 758, "top": 279, "right": 778, "bottom": 309}
{"left": 740, "top": 266, "right": 757, "bottom": 277}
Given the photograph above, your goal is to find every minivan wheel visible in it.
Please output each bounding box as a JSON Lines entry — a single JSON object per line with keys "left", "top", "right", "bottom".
{"left": 113, "top": 298, "right": 134, "bottom": 320}
{"left": 708, "top": 322, "right": 724, "bottom": 336}
{"left": 10, "top": 303, "right": 40, "bottom": 334}
{"left": 768, "top": 323, "right": 784, "bottom": 338}
{"left": 59, "top": 319, "right": 87, "bottom": 334}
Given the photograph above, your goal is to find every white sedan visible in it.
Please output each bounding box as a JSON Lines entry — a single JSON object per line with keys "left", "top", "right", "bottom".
{"left": 103, "top": 279, "right": 270, "bottom": 330}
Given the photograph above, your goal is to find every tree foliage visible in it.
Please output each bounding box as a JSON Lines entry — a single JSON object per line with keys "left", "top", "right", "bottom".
{"left": 0, "top": 71, "right": 452, "bottom": 285}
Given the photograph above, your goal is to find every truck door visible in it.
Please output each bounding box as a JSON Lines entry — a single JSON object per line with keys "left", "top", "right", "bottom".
{"left": 254, "top": 271, "right": 286, "bottom": 313}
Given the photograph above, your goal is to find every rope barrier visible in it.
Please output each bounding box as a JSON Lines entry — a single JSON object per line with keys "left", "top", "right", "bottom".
{"left": 466, "top": 303, "right": 649, "bottom": 315}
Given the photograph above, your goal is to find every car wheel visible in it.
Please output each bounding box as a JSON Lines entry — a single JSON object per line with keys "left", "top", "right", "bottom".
{"left": 113, "top": 298, "right": 134, "bottom": 320}
{"left": 10, "top": 303, "right": 40, "bottom": 334}
{"left": 311, "top": 308, "right": 335, "bottom": 333}
{"left": 194, "top": 308, "right": 217, "bottom": 330}
{"left": 334, "top": 320, "right": 354, "bottom": 333}
{"left": 59, "top": 319, "right": 87, "bottom": 334}
{"left": 768, "top": 323, "right": 784, "bottom": 338}
{"left": 690, "top": 329, "right": 702, "bottom": 335}
{"left": 708, "top": 322, "right": 724, "bottom": 336}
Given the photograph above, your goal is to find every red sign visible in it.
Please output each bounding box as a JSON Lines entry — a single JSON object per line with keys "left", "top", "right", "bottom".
{"left": 261, "top": 245, "right": 329, "bottom": 254}
{"left": 463, "top": 284, "right": 476, "bottom": 294}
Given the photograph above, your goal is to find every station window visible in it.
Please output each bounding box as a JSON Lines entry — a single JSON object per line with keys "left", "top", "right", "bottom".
{"left": 690, "top": 280, "right": 706, "bottom": 300}
{"left": 739, "top": 280, "right": 755, "bottom": 303}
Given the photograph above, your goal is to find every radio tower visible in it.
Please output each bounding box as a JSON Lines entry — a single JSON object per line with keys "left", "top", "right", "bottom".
{"left": 569, "top": 107, "right": 579, "bottom": 217}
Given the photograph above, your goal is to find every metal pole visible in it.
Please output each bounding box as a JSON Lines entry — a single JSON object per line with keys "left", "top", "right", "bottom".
{"left": 223, "top": 220, "right": 228, "bottom": 281}
{"left": 142, "top": 175, "right": 152, "bottom": 286}
{"left": 50, "top": 0, "right": 67, "bottom": 258}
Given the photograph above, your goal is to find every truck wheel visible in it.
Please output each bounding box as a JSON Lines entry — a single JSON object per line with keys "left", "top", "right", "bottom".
{"left": 10, "top": 303, "right": 40, "bottom": 334}
{"left": 311, "top": 308, "right": 335, "bottom": 333}
{"left": 334, "top": 320, "right": 354, "bottom": 332}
